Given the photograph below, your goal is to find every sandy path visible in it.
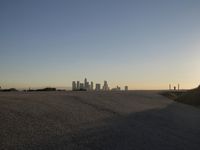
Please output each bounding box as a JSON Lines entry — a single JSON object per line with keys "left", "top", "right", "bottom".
{"left": 0, "top": 91, "right": 200, "bottom": 150}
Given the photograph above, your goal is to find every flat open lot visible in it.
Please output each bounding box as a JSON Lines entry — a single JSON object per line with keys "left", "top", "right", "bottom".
{"left": 0, "top": 91, "right": 200, "bottom": 150}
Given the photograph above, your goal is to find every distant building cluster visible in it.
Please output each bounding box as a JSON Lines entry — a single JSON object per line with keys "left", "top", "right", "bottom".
{"left": 72, "top": 78, "right": 128, "bottom": 91}
{"left": 72, "top": 78, "right": 94, "bottom": 91}
{"left": 169, "top": 84, "right": 180, "bottom": 91}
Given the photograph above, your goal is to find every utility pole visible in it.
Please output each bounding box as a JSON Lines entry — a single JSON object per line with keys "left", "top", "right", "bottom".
{"left": 169, "top": 84, "right": 171, "bottom": 90}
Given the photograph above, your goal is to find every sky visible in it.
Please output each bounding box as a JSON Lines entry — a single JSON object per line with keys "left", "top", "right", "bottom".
{"left": 0, "top": 0, "right": 200, "bottom": 90}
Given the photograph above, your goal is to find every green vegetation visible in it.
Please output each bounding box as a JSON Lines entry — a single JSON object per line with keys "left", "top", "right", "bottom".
{"left": 0, "top": 88, "right": 18, "bottom": 92}
{"left": 26, "top": 87, "right": 57, "bottom": 92}
{"left": 35, "top": 87, "right": 57, "bottom": 91}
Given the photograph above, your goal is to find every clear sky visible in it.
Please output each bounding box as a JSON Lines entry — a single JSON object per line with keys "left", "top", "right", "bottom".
{"left": 1, "top": 0, "right": 200, "bottom": 90}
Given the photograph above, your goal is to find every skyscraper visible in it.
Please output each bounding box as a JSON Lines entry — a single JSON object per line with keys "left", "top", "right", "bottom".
{"left": 84, "top": 78, "right": 87, "bottom": 89}
{"left": 102, "top": 81, "right": 109, "bottom": 91}
{"left": 80, "top": 83, "right": 84, "bottom": 90}
{"left": 95, "top": 84, "right": 101, "bottom": 91}
{"left": 91, "top": 81, "right": 94, "bottom": 90}
{"left": 77, "top": 81, "right": 80, "bottom": 90}
{"left": 85, "top": 82, "right": 89, "bottom": 90}
{"left": 72, "top": 81, "right": 76, "bottom": 91}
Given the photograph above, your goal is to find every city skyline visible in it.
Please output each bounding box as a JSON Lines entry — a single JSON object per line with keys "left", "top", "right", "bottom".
{"left": 72, "top": 78, "right": 128, "bottom": 91}
{"left": 1, "top": 0, "right": 200, "bottom": 89}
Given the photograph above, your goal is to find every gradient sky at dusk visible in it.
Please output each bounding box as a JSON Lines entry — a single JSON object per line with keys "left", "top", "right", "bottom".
{"left": 1, "top": 0, "right": 200, "bottom": 89}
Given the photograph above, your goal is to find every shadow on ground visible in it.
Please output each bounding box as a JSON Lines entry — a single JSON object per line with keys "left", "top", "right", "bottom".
{"left": 2, "top": 102, "right": 199, "bottom": 150}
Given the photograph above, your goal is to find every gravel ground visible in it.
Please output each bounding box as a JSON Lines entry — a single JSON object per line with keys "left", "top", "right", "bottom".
{"left": 0, "top": 91, "right": 200, "bottom": 150}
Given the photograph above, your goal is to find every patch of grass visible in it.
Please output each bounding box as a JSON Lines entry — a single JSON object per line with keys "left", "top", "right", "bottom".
{"left": 0, "top": 88, "right": 18, "bottom": 92}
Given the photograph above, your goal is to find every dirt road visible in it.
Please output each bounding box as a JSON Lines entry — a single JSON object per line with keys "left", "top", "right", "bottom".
{"left": 0, "top": 91, "right": 200, "bottom": 150}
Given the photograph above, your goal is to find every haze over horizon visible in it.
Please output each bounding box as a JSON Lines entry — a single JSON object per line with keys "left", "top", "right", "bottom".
{"left": 1, "top": 0, "right": 200, "bottom": 90}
